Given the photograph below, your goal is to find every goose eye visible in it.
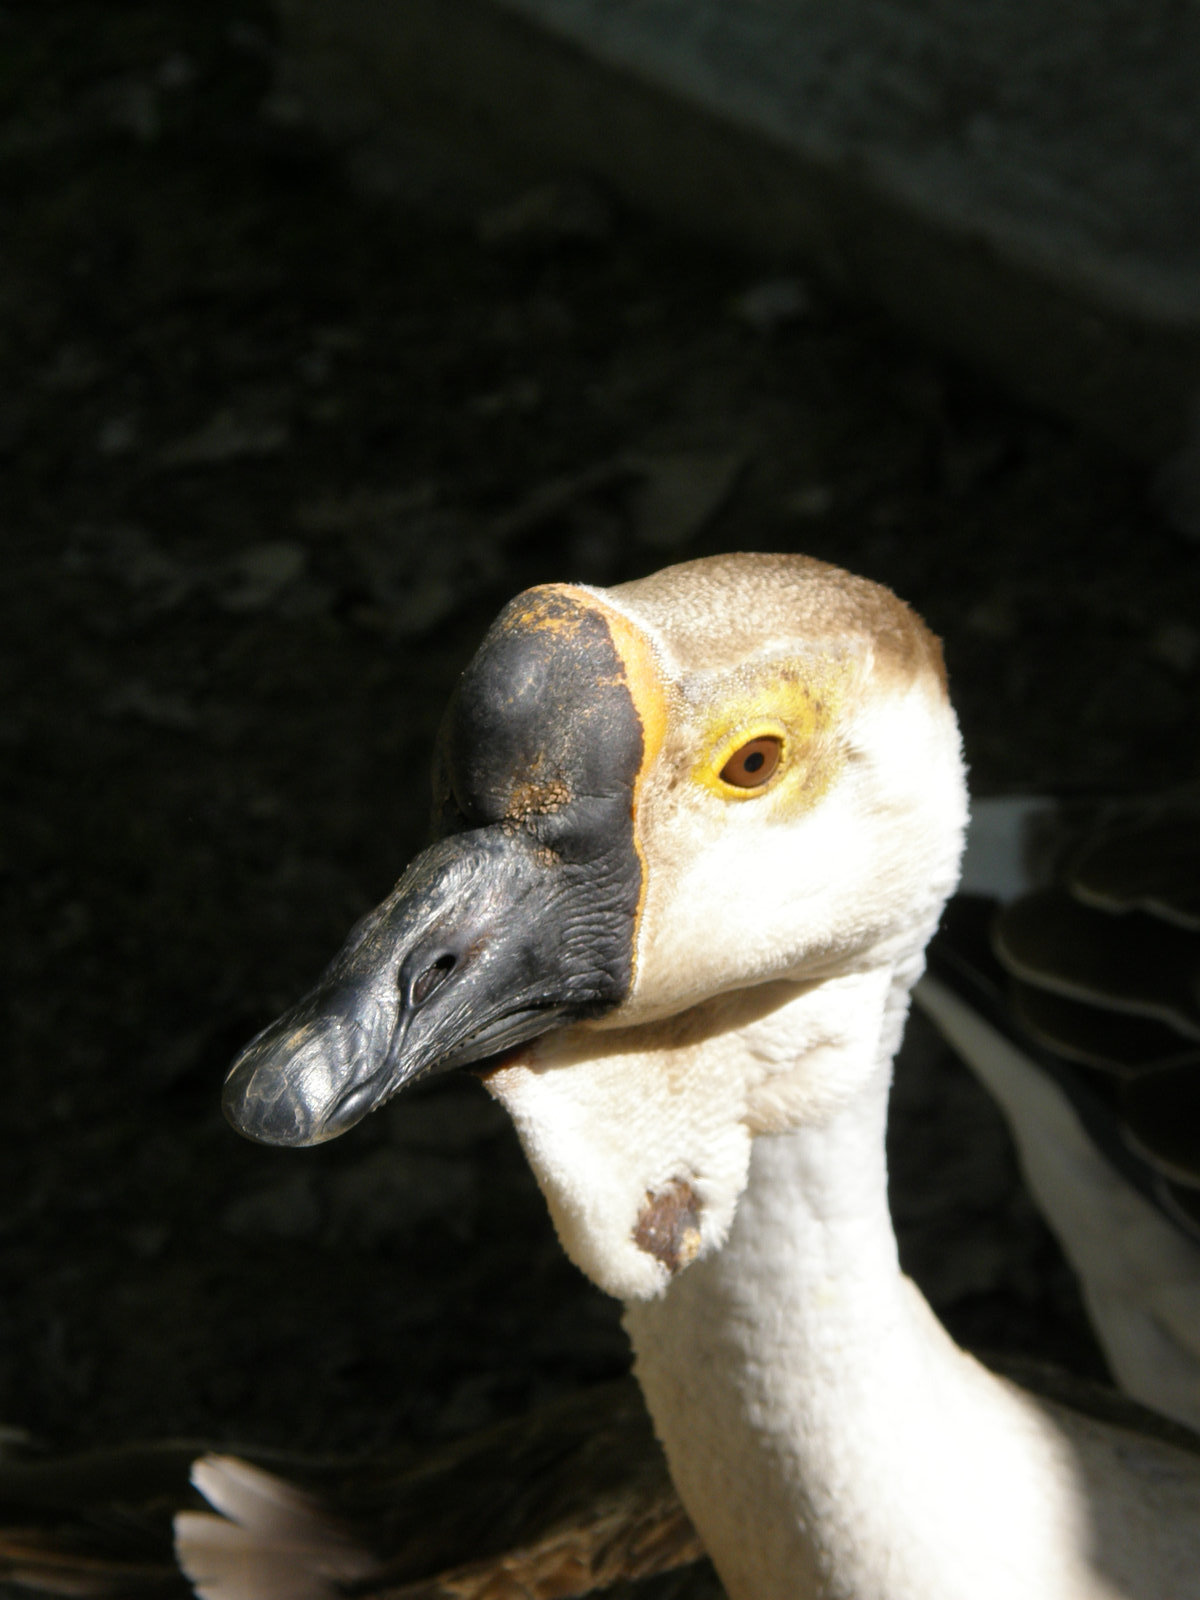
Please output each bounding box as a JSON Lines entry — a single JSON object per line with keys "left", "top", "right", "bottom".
{"left": 720, "top": 735, "right": 783, "bottom": 789}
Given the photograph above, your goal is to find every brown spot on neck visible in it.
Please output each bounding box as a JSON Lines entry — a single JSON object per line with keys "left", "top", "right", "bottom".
{"left": 634, "top": 1179, "right": 703, "bottom": 1275}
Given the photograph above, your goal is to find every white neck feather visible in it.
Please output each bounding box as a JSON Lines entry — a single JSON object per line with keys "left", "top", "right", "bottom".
{"left": 623, "top": 969, "right": 1143, "bottom": 1600}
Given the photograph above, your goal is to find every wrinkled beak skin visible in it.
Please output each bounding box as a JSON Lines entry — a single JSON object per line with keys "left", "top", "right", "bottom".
{"left": 223, "top": 586, "right": 650, "bottom": 1147}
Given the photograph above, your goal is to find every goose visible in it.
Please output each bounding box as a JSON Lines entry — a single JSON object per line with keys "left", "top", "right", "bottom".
{"left": 10, "top": 839, "right": 1198, "bottom": 1600}
{"left": 915, "top": 788, "right": 1200, "bottom": 1433}
{"left": 209, "top": 552, "right": 1200, "bottom": 1600}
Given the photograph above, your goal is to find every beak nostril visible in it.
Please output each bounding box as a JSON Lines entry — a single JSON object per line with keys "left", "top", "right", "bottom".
{"left": 409, "top": 952, "right": 457, "bottom": 1008}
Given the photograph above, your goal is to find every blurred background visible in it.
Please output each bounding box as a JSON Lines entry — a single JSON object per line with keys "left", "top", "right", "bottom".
{"left": 4, "top": 0, "right": 1199, "bottom": 1525}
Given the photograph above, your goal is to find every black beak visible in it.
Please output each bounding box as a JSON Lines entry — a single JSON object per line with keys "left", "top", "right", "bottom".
{"left": 224, "top": 580, "right": 655, "bottom": 1148}
{"left": 223, "top": 824, "right": 629, "bottom": 1146}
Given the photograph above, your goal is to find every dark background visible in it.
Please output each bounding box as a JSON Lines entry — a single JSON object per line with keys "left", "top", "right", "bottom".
{"left": 4, "top": 0, "right": 1199, "bottom": 1513}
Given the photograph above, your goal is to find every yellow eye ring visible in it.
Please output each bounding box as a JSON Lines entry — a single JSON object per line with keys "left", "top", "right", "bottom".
{"left": 706, "top": 724, "right": 788, "bottom": 798}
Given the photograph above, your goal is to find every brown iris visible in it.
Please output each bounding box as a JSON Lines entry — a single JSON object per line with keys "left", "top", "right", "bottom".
{"left": 720, "top": 735, "right": 783, "bottom": 789}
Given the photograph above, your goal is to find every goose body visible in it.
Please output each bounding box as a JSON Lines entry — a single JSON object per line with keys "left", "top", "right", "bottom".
{"left": 918, "top": 792, "right": 1200, "bottom": 1434}
{"left": 211, "top": 554, "right": 1200, "bottom": 1600}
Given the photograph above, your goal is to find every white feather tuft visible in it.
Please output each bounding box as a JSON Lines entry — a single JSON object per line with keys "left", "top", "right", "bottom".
{"left": 175, "top": 1455, "right": 374, "bottom": 1600}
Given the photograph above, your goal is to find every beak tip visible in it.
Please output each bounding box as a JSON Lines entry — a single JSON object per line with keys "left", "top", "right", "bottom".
{"left": 221, "top": 1001, "right": 395, "bottom": 1147}
{"left": 222, "top": 1062, "right": 315, "bottom": 1147}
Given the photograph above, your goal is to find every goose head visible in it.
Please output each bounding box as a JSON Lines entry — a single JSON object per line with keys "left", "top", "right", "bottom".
{"left": 225, "top": 553, "right": 967, "bottom": 1298}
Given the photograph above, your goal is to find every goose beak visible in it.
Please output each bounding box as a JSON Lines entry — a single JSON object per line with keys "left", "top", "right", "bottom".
{"left": 224, "top": 581, "right": 659, "bottom": 1147}
{"left": 223, "top": 822, "right": 633, "bottom": 1146}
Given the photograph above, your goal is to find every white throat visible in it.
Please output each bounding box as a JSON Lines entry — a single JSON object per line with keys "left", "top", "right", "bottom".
{"left": 621, "top": 974, "right": 1140, "bottom": 1600}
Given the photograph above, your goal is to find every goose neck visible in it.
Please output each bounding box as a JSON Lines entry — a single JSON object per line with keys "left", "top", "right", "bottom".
{"left": 623, "top": 982, "right": 1087, "bottom": 1600}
